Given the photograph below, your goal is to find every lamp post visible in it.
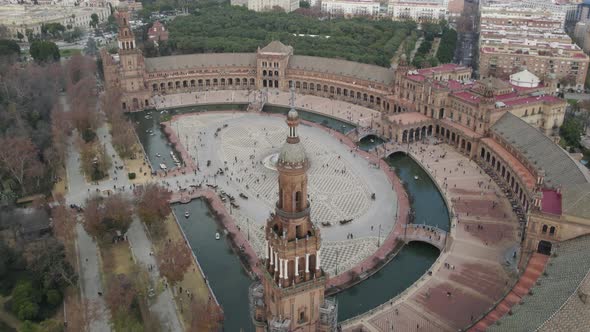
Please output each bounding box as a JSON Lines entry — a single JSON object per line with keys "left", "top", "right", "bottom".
{"left": 377, "top": 224, "right": 382, "bottom": 247}
{"left": 247, "top": 218, "right": 250, "bottom": 241}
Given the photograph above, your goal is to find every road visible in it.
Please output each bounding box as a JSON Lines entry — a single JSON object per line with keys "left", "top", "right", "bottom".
{"left": 127, "top": 218, "right": 184, "bottom": 332}
{"left": 64, "top": 95, "right": 182, "bottom": 331}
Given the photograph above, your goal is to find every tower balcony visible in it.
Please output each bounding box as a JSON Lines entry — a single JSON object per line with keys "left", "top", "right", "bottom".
{"left": 275, "top": 202, "right": 310, "bottom": 220}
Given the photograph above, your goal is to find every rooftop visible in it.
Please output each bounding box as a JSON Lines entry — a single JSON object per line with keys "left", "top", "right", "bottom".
{"left": 491, "top": 112, "right": 590, "bottom": 219}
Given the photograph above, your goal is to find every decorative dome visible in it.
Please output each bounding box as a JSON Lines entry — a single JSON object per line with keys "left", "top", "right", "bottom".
{"left": 278, "top": 141, "right": 307, "bottom": 166}
{"left": 287, "top": 108, "right": 299, "bottom": 120}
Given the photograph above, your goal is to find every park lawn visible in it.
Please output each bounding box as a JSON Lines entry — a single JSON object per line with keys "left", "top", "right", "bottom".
{"left": 101, "top": 241, "right": 135, "bottom": 276}
{"left": 60, "top": 48, "right": 82, "bottom": 58}
{"left": 152, "top": 214, "right": 214, "bottom": 328}
{"left": 123, "top": 152, "right": 154, "bottom": 184}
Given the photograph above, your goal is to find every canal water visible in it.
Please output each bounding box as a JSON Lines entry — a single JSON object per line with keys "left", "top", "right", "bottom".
{"left": 386, "top": 153, "right": 450, "bottom": 231}
{"left": 128, "top": 104, "right": 247, "bottom": 171}
{"left": 357, "top": 135, "right": 386, "bottom": 152}
{"left": 173, "top": 200, "right": 255, "bottom": 332}
{"left": 263, "top": 105, "right": 356, "bottom": 134}
{"left": 133, "top": 106, "right": 448, "bottom": 327}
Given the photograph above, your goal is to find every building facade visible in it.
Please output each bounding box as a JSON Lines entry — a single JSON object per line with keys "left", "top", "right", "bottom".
{"left": 103, "top": 7, "right": 590, "bottom": 325}
{"left": 479, "top": 5, "right": 590, "bottom": 89}
{"left": 388, "top": 0, "right": 449, "bottom": 22}
{"left": 321, "top": 0, "right": 381, "bottom": 16}
{"left": 231, "top": 0, "right": 299, "bottom": 12}
{"left": 249, "top": 107, "right": 337, "bottom": 331}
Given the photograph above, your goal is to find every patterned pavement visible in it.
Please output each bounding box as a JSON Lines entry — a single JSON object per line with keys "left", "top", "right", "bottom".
{"left": 170, "top": 113, "right": 397, "bottom": 276}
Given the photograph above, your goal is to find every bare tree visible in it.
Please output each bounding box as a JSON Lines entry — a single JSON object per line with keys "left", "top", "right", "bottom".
{"left": 135, "top": 183, "right": 172, "bottom": 225}
{"left": 157, "top": 242, "right": 191, "bottom": 285}
{"left": 0, "top": 135, "right": 44, "bottom": 194}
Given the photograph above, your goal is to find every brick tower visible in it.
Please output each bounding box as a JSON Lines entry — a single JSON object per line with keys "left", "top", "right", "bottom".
{"left": 250, "top": 105, "right": 337, "bottom": 331}
{"left": 114, "top": 7, "right": 150, "bottom": 111}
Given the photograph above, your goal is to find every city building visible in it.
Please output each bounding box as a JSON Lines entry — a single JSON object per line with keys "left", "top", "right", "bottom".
{"left": 479, "top": 5, "right": 589, "bottom": 89}
{"left": 574, "top": 0, "right": 590, "bottom": 53}
{"left": 249, "top": 106, "right": 337, "bottom": 331}
{"left": 0, "top": 4, "right": 110, "bottom": 41}
{"left": 447, "top": 0, "right": 464, "bottom": 18}
{"left": 388, "top": 0, "right": 449, "bottom": 22}
{"left": 147, "top": 20, "right": 169, "bottom": 44}
{"left": 103, "top": 10, "right": 590, "bottom": 329}
{"left": 231, "top": 0, "right": 299, "bottom": 13}
{"left": 320, "top": 0, "right": 380, "bottom": 17}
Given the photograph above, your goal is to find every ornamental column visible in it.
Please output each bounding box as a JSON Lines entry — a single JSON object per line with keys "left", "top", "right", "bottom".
{"left": 269, "top": 246, "right": 274, "bottom": 265}
{"left": 279, "top": 258, "right": 284, "bottom": 278}
{"left": 305, "top": 253, "right": 310, "bottom": 273}
{"left": 316, "top": 250, "right": 321, "bottom": 271}
{"left": 295, "top": 256, "right": 299, "bottom": 276}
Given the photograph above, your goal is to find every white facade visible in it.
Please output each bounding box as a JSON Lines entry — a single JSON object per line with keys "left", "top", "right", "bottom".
{"left": 388, "top": 0, "right": 448, "bottom": 22}
{"left": 0, "top": 4, "right": 110, "bottom": 41}
{"left": 321, "top": 0, "right": 380, "bottom": 16}
{"left": 246, "top": 0, "right": 299, "bottom": 12}
{"left": 510, "top": 69, "right": 540, "bottom": 88}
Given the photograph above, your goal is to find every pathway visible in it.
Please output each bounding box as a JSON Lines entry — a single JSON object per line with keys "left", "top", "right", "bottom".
{"left": 63, "top": 96, "right": 183, "bottom": 331}
{"left": 342, "top": 142, "right": 521, "bottom": 331}
{"left": 75, "top": 223, "right": 111, "bottom": 332}
{"left": 127, "top": 218, "right": 184, "bottom": 332}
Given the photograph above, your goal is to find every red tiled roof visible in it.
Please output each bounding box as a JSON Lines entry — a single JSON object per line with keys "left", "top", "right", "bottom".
{"left": 453, "top": 91, "right": 481, "bottom": 104}
{"left": 541, "top": 189, "right": 562, "bottom": 215}
{"left": 502, "top": 95, "right": 563, "bottom": 107}
{"left": 481, "top": 138, "right": 536, "bottom": 191}
{"left": 417, "top": 63, "right": 466, "bottom": 75}
{"left": 407, "top": 74, "right": 426, "bottom": 82}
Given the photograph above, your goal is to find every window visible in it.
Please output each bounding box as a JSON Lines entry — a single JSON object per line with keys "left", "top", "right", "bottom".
{"left": 542, "top": 225, "right": 548, "bottom": 234}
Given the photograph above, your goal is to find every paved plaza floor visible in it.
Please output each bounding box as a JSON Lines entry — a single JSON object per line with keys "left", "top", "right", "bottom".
{"left": 343, "top": 142, "right": 521, "bottom": 331}
{"left": 169, "top": 112, "right": 397, "bottom": 275}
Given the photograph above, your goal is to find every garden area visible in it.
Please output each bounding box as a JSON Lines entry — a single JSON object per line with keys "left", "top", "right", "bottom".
{"left": 164, "top": 3, "right": 418, "bottom": 67}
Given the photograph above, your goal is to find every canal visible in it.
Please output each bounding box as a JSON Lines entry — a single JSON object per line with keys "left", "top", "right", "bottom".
{"left": 128, "top": 104, "right": 247, "bottom": 171}
{"left": 357, "top": 135, "right": 386, "bottom": 152}
{"left": 263, "top": 105, "right": 356, "bottom": 134}
{"left": 134, "top": 106, "right": 448, "bottom": 327}
{"left": 173, "top": 200, "right": 255, "bottom": 332}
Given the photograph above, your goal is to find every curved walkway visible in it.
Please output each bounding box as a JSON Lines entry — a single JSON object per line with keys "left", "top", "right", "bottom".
{"left": 342, "top": 142, "right": 521, "bottom": 331}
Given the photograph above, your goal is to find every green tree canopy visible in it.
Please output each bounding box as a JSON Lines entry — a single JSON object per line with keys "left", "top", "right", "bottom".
{"left": 29, "top": 40, "right": 60, "bottom": 63}
{"left": 0, "top": 39, "right": 20, "bottom": 57}
{"left": 166, "top": 4, "right": 417, "bottom": 67}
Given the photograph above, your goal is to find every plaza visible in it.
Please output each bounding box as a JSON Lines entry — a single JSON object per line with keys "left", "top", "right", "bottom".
{"left": 167, "top": 112, "right": 397, "bottom": 276}
{"left": 98, "top": 11, "right": 590, "bottom": 330}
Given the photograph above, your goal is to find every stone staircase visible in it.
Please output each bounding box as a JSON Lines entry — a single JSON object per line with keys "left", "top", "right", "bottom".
{"left": 470, "top": 253, "right": 549, "bottom": 331}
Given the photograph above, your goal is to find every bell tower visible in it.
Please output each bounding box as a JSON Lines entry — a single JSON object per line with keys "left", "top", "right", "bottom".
{"left": 114, "top": 7, "right": 149, "bottom": 111}
{"left": 250, "top": 97, "right": 338, "bottom": 332}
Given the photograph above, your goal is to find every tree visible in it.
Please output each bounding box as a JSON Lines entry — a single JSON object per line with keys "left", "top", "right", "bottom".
{"left": 189, "top": 296, "right": 223, "bottom": 331}
{"left": 157, "top": 242, "right": 191, "bottom": 285}
{"left": 17, "top": 31, "right": 24, "bottom": 41}
{"left": 0, "top": 39, "right": 20, "bottom": 57}
{"left": 136, "top": 183, "right": 172, "bottom": 225}
{"left": 11, "top": 281, "right": 40, "bottom": 320}
{"left": 106, "top": 15, "right": 118, "bottom": 34}
{"left": 29, "top": 40, "right": 60, "bottom": 63}
{"left": 0, "top": 136, "right": 44, "bottom": 195}
{"left": 299, "top": 0, "right": 310, "bottom": 8}
{"left": 83, "top": 194, "right": 133, "bottom": 238}
{"left": 28, "top": 238, "right": 77, "bottom": 289}
{"left": 105, "top": 274, "right": 136, "bottom": 313}
{"left": 560, "top": 116, "right": 584, "bottom": 149}
{"left": 84, "top": 37, "right": 98, "bottom": 57}
{"left": 90, "top": 13, "right": 99, "bottom": 28}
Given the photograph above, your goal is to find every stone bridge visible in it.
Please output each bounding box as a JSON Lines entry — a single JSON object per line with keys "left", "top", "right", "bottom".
{"left": 401, "top": 224, "right": 447, "bottom": 251}
{"left": 347, "top": 127, "right": 380, "bottom": 142}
